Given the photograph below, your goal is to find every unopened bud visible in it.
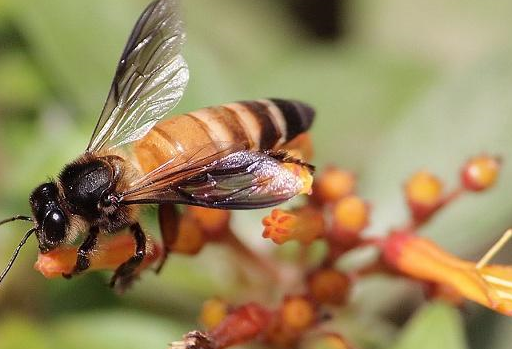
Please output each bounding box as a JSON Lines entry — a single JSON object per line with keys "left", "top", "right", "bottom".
{"left": 281, "top": 295, "right": 316, "bottom": 331}
{"left": 405, "top": 171, "right": 443, "bottom": 222}
{"left": 332, "top": 195, "right": 369, "bottom": 236}
{"left": 313, "top": 167, "right": 355, "bottom": 204}
{"left": 308, "top": 269, "right": 351, "bottom": 305}
{"left": 200, "top": 298, "right": 229, "bottom": 330}
{"left": 461, "top": 155, "right": 500, "bottom": 191}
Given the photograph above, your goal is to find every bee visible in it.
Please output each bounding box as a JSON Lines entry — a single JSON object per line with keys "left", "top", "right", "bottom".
{"left": 0, "top": 0, "right": 314, "bottom": 288}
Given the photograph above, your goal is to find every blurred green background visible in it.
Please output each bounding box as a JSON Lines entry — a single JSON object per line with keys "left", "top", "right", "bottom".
{"left": 1, "top": 0, "right": 512, "bottom": 348}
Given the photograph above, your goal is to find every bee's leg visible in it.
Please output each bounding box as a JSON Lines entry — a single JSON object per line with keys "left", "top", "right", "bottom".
{"left": 62, "top": 226, "right": 100, "bottom": 279}
{"left": 109, "top": 222, "right": 146, "bottom": 289}
{"left": 155, "top": 204, "right": 180, "bottom": 273}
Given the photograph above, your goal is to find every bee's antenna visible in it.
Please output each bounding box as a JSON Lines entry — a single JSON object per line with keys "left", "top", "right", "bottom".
{"left": 0, "top": 215, "right": 33, "bottom": 227}
{"left": 0, "top": 215, "right": 35, "bottom": 284}
{"left": 0, "top": 227, "right": 37, "bottom": 284}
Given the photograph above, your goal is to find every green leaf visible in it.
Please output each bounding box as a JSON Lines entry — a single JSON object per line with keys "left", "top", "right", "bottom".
{"left": 5, "top": 0, "right": 143, "bottom": 118}
{"left": 389, "top": 302, "right": 468, "bottom": 349}
{"left": 0, "top": 51, "right": 47, "bottom": 110}
{"left": 51, "top": 311, "right": 189, "bottom": 349}
{"left": 0, "top": 311, "right": 190, "bottom": 349}
{"left": 0, "top": 316, "right": 54, "bottom": 349}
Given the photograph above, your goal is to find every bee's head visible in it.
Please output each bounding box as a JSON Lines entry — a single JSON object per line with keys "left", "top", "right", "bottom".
{"left": 29, "top": 182, "right": 68, "bottom": 253}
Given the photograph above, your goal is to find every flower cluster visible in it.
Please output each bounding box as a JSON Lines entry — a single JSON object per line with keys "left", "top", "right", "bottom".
{"left": 34, "top": 153, "right": 509, "bottom": 349}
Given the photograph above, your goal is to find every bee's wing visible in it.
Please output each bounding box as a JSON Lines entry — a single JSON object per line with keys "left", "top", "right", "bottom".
{"left": 87, "top": 0, "right": 188, "bottom": 153}
{"left": 120, "top": 150, "right": 312, "bottom": 209}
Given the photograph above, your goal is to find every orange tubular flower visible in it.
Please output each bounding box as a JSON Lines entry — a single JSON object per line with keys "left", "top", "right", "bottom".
{"left": 34, "top": 235, "right": 161, "bottom": 278}
{"left": 262, "top": 207, "right": 324, "bottom": 245}
{"left": 382, "top": 230, "right": 512, "bottom": 316}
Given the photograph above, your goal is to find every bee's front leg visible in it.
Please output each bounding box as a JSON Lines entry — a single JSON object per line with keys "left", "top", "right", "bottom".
{"left": 109, "top": 222, "right": 146, "bottom": 290}
{"left": 62, "top": 226, "right": 100, "bottom": 279}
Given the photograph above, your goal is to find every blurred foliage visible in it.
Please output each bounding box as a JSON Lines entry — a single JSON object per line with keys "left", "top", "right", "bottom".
{"left": 390, "top": 302, "right": 468, "bottom": 349}
{"left": 0, "top": 0, "right": 512, "bottom": 348}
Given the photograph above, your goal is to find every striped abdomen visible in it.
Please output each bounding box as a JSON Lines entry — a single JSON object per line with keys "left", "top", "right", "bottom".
{"left": 134, "top": 98, "right": 314, "bottom": 173}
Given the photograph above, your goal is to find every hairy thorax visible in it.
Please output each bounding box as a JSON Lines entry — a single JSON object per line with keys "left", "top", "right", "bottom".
{"left": 57, "top": 151, "right": 140, "bottom": 234}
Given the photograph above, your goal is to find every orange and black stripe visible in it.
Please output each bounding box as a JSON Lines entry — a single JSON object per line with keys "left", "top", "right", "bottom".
{"left": 135, "top": 98, "right": 315, "bottom": 173}
{"left": 226, "top": 98, "right": 314, "bottom": 150}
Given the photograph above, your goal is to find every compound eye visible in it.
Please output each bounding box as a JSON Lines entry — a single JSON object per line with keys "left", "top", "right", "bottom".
{"left": 42, "top": 209, "right": 67, "bottom": 243}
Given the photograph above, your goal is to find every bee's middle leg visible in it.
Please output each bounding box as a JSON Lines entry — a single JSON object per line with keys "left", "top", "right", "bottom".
{"left": 62, "top": 226, "right": 100, "bottom": 279}
{"left": 155, "top": 203, "right": 180, "bottom": 273}
{"left": 109, "top": 222, "right": 146, "bottom": 289}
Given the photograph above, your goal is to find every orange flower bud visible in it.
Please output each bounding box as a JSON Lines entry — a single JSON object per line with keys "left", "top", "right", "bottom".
{"left": 461, "top": 155, "right": 501, "bottom": 191}
{"left": 172, "top": 215, "right": 206, "bottom": 255}
{"left": 34, "top": 235, "right": 161, "bottom": 278}
{"left": 405, "top": 171, "right": 443, "bottom": 222}
{"left": 187, "top": 206, "right": 231, "bottom": 241}
{"left": 332, "top": 195, "right": 369, "bottom": 236}
{"left": 262, "top": 207, "right": 324, "bottom": 245}
{"left": 281, "top": 295, "right": 316, "bottom": 331}
{"left": 200, "top": 298, "right": 229, "bottom": 331}
{"left": 308, "top": 268, "right": 351, "bottom": 305}
{"left": 208, "top": 303, "right": 271, "bottom": 349}
{"left": 312, "top": 167, "right": 355, "bottom": 204}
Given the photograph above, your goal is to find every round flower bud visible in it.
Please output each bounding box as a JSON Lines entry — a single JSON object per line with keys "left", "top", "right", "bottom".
{"left": 281, "top": 296, "right": 316, "bottom": 331}
{"left": 405, "top": 171, "right": 443, "bottom": 222}
{"left": 308, "top": 268, "right": 351, "bottom": 305}
{"left": 461, "top": 155, "right": 500, "bottom": 191}
{"left": 200, "top": 298, "right": 229, "bottom": 330}
{"left": 332, "top": 195, "right": 369, "bottom": 235}
{"left": 312, "top": 167, "right": 355, "bottom": 204}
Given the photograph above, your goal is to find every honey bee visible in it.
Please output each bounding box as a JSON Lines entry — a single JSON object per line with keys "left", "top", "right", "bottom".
{"left": 0, "top": 0, "right": 314, "bottom": 288}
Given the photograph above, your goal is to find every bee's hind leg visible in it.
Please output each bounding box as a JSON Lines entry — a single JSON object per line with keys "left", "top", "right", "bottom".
{"left": 109, "top": 222, "right": 146, "bottom": 290}
{"left": 62, "top": 226, "right": 100, "bottom": 279}
{"left": 155, "top": 204, "right": 180, "bottom": 273}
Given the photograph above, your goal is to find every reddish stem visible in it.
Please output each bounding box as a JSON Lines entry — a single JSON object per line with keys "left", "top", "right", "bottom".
{"left": 223, "top": 229, "right": 280, "bottom": 282}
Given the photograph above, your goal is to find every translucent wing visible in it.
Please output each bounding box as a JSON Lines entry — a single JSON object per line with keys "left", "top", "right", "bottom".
{"left": 120, "top": 150, "right": 313, "bottom": 209}
{"left": 87, "top": 0, "right": 189, "bottom": 152}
